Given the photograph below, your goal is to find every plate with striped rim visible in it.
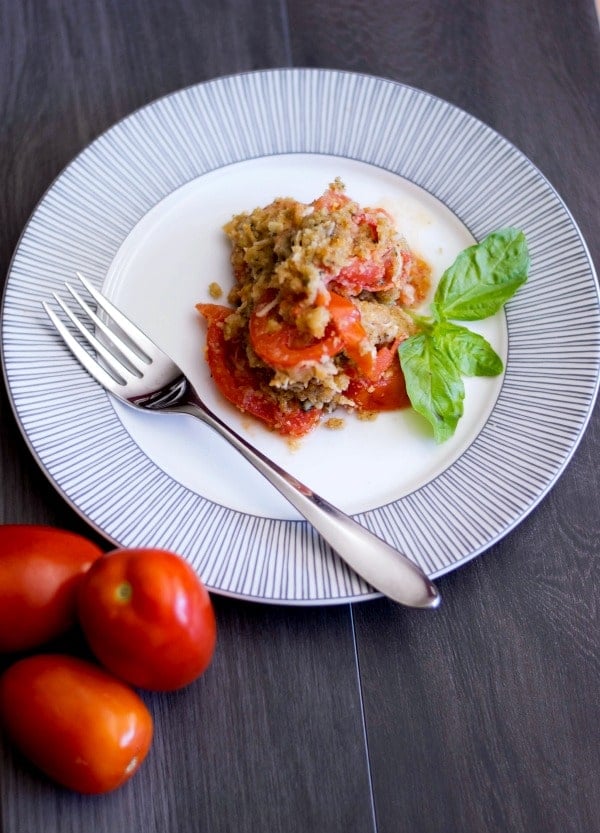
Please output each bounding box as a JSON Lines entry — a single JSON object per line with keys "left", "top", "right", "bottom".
{"left": 2, "top": 69, "right": 599, "bottom": 604}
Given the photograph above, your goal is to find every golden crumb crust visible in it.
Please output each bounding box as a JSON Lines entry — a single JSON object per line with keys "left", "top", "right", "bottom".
{"left": 199, "top": 181, "right": 431, "bottom": 433}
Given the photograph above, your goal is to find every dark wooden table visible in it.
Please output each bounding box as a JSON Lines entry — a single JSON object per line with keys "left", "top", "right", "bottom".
{"left": 1, "top": 2, "right": 599, "bottom": 831}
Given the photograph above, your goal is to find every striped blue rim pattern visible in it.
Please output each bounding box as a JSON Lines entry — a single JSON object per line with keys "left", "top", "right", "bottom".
{"left": 2, "top": 69, "right": 599, "bottom": 604}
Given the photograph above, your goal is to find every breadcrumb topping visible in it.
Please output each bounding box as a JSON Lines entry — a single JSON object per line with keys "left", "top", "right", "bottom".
{"left": 198, "top": 181, "right": 432, "bottom": 435}
{"left": 219, "top": 180, "right": 429, "bottom": 412}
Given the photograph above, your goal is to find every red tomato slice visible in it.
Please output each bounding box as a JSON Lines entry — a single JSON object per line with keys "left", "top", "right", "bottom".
{"left": 249, "top": 308, "right": 343, "bottom": 370}
{"left": 312, "top": 188, "right": 351, "bottom": 212}
{"left": 197, "top": 302, "right": 231, "bottom": 327}
{"left": 331, "top": 256, "right": 396, "bottom": 295}
{"left": 327, "top": 210, "right": 397, "bottom": 294}
{"left": 197, "top": 304, "right": 321, "bottom": 437}
{"left": 347, "top": 356, "right": 410, "bottom": 412}
{"left": 251, "top": 293, "right": 379, "bottom": 380}
{"left": 372, "top": 336, "right": 403, "bottom": 377}
{"left": 327, "top": 292, "right": 377, "bottom": 379}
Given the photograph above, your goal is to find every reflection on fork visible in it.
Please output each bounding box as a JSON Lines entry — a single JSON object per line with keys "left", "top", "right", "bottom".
{"left": 43, "top": 274, "right": 440, "bottom": 610}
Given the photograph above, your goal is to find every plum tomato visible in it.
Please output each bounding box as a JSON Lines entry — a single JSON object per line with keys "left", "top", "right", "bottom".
{"left": 77, "top": 548, "right": 217, "bottom": 691}
{"left": 0, "top": 525, "right": 103, "bottom": 653}
{"left": 0, "top": 654, "right": 153, "bottom": 794}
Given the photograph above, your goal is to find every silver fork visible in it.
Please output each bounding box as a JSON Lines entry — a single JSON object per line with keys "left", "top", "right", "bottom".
{"left": 43, "top": 274, "right": 440, "bottom": 609}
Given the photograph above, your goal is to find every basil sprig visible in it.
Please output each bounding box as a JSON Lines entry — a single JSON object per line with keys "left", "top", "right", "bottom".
{"left": 399, "top": 228, "right": 529, "bottom": 442}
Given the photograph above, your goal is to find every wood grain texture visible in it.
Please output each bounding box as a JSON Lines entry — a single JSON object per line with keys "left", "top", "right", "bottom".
{"left": 287, "top": 0, "right": 600, "bottom": 267}
{"left": 0, "top": 603, "right": 374, "bottom": 833}
{"left": 286, "top": 0, "right": 600, "bottom": 830}
{"left": 0, "top": 3, "right": 370, "bottom": 832}
{"left": 1, "top": 0, "right": 599, "bottom": 831}
{"left": 0, "top": 0, "right": 292, "bottom": 530}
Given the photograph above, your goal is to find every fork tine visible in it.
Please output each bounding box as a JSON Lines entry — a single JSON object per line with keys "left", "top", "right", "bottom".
{"left": 42, "top": 301, "right": 127, "bottom": 390}
{"left": 76, "top": 272, "right": 156, "bottom": 358}
{"left": 65, "top": 281, "right": 148, "bottom": 372}
{"left": 51, "top": 292, "right": 137, "bottom": 384}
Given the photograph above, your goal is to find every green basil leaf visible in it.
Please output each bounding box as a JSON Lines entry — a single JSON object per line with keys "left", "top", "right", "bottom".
{"left": 434, "top": 228, "right": 529, "bottom": 320}
{"left": 433, "top": 321, "right": 503, "bottom": 376}
{"left": 399, "top": 333, "right": 465, "bottom": 443}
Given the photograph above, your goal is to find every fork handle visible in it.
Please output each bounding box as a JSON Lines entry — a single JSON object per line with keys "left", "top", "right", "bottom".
{"left": 176, "top": 400, "right": 440, "bottom": 609}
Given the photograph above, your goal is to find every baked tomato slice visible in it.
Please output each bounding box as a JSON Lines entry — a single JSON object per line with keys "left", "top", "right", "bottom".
{"left": 197, "top": 303, "right": 321, "bottom": 437}
{"left": 250, "top": 292, "right": 379, "bottom": 380}
{"left": 372, "top": 336, "right": 404, "bottom": 378}
{"left": 332, "top": 256, "right": 396, "bottom": 295}
{"left": 312, "top": 187, "right": 351, "bottom": 212}
{"left": 327, "top": 292, "right": 376, "bottom": 379}
{"left": 345, "top": 332, "right": 409, "bottom": 412}
{"left": 328, "top": 210, "right": 398, "bottom": 294}
{"left": 346, "top": 355, "right": 410, "bottom": 412}
{"left": 249, "top": 307, "right": 343, "bottom": 370}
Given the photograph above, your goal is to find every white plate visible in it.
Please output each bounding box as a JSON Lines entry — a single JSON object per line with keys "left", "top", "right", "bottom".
{"left": 2, "top": 69, "right": 599, "bottom": 604}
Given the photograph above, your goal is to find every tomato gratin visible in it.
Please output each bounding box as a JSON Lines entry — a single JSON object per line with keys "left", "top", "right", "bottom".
{"left": 197, "top": 179, "right": 431, "bottom": 437}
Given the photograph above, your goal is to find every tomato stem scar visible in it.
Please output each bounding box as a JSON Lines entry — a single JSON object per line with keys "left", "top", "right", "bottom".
{"left": 115, "top": 582, "right": 133, "bottom": 603}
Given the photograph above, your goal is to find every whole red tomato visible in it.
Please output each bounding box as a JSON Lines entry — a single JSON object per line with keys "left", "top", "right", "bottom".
{"left": 0, "top": 654, "right": 153, "bottom": 793}
{"left": 0, "top": 525, "right": 103, "bottom": 653}
{"left": 77, "top": 548, "right": 217, "bottom": 691}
